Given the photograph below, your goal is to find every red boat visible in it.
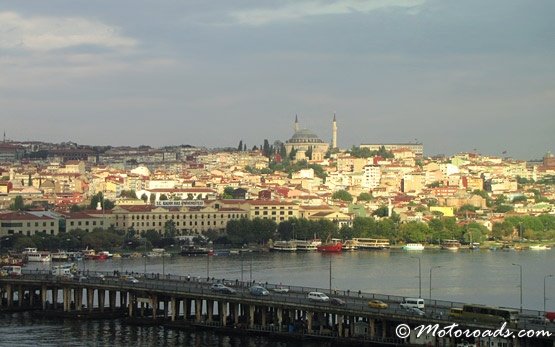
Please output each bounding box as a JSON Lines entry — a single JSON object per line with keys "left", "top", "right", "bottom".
{"left": 317, "top": 240, "right": 343, "bottom": 253}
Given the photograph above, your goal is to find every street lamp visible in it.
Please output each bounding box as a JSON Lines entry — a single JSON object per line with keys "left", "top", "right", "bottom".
{"left": 411, "top": 256, "right": 422, "bottom": 298}
{"left": 143, "top": 238, "right": 147, "bottom": 275}
{"left": 329, "top": 256, "right": 333, "bottom": 295}
{"left": 512, "top": 263, "right": 523, "bottom": 312}
{"left": 241, "top": 252, "right": 244, "bottom": 283}
{"left": 429, "top": 266, "right": 442, "bottom": 304}
{"left": 544, "top": 275, "right": 553, "bottom": 312}
{"left": 249, "top": 254, "right": 253, "bottom": 282}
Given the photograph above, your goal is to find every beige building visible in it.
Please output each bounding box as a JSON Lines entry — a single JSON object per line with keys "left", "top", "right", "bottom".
{"left": 284, "top": 116, "right": 330, "bottom": 161}
{"left": 0, "top": 211, "right": 59, "bottom": 236}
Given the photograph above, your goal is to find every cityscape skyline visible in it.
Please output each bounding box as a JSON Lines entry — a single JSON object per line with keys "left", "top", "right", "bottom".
{"left": 1, "top": 0, "right": 554, "bottom": 159}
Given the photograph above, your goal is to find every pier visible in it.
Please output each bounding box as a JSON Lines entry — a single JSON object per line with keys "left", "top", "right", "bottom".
{"left": 1, "top": 270, "right": 554, "bottom": 346}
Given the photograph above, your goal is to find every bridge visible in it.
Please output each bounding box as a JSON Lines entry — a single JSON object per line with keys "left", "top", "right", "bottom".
{"left": 1, "top": 270, "right": 554, "bottom": 346}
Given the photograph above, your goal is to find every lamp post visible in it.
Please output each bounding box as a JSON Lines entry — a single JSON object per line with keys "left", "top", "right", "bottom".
{"left": 512, "top": 263, "right": 523, "bottom": 312}
{"left": 429, "top": 266, "right": 441, "bottom": 304}
{"left": 206, "top": 252, "right": 210, "bottom": 280}
{"left": 143, "top": 238, "right": 147, "bottom": 275}
{"left": 544, "top": 275, "right": 553, "bottom": 312}
{"left": 249, "top": 254, "right": 253, "bottom": 282}
{"left": 411, "top": 256, "right": 422, "bottom": 298}
{"left": 329, "top": 256, "right": 333, "bottom": 295}
{"left": 241, "top": 252, "right": 244, "bottom": 283}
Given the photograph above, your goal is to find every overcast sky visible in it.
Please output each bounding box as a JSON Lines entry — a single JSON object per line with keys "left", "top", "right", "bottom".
{"left": 1, "top": 0, "right": 553, "bottom": 159}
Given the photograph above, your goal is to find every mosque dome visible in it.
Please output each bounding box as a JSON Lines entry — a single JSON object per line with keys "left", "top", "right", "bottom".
{"left": 287, "top": 128, "right": 325, "bottom": 144}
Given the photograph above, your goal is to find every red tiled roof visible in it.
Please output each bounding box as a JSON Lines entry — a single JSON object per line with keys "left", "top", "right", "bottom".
{"left": 0, "top": 212, "right": 54, "bottom": 220}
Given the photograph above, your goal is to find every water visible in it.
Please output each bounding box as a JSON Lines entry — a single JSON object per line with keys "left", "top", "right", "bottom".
{"left": 4, "top": 248, "right": 555, "bottom": 345}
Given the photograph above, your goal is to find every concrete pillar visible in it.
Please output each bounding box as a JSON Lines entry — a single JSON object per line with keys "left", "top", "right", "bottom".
{"left": 220, "top": 301, "right": 228, "bottom": 326}
{"left": 276, "top": 308, "right": 283, "bottom": 330}
{"left": 195, "top": 300, "right": 202, "bottom": 322}
{"left": 368, "top": 318, "right": 375, "bottom": 337}
{"left": 75, "top": 288, "right": 82, "bottom": 311}
{"left": 338, "top": 315, "right": 344, "bottom": 337}
{"left": 233, "top": 303, "right": 240, "bottom": 326}
{"left": 184, "top": 299, "right": 191, "bottom": 321}
{"left": 18, "top": 286, "right": 23, "bottom": 307}
{"left": 151, "top": 295, "right": 158, "bottom": 320}
{"left": 261, "top": 306, "right": 266, "bottom": 327}
{"left": 87, "top": 288, "right": 94, "bottom": 311}
{"left": 306, "top": 311, "right": 313, "bottom": 332}
{"left": 63, "top": 288, "right": 70, "bottom": 312}
{"left": 248, "top": 305, "right": 255, "bottom": 328}
{"left": 128, "top": 294, "right": 134, "bottom": 317}
{"left": 109, "top": 291, "right": 116, "bottom": 310}
{"left": 382, "top": 319, "right": 387, "bottom": 338}
{"left": 6, "top": 284, "right": 13, "bottom": 308}
{"left": 170, "top": 297, "right": 177, "bottom": 322}
{"left": 52, "top": 287, "right": 58, "bottom": 308}
{"left": 98, "top": 290, "right": 105, "bottom": 312}
{"left": 207, "top": 300, "right": 213, "bottom": 322}
{"left": 121, "top": 291, "right": 127, "bottom": 308}
{"left": 41, "top": 285, "right": 47, "bottom": 310}
{"left": 29, "top": 288, "right": 35, "bottom": 307}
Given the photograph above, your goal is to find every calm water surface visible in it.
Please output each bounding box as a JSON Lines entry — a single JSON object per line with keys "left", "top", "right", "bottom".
{"left": 5, "top": 249, "right": 555, "bottom": 346}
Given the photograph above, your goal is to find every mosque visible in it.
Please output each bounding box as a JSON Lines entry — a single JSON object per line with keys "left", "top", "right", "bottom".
{"left": 284, "top": 114, "right": 337, "bottom": 161}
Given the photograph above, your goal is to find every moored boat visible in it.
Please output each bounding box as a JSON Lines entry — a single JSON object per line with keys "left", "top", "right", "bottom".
{"left": 23, "top": 248, "right": 51, "bottom": 262}
{"left": 295, "top": 239, "right": 321, "bottom": 251}
{"left": 402, "top": 243, "right": 425, "bottom": 251}
{"left": 51, "top": 251, "right": 69, "bottom": 262}
{"left": 180, "top": 245, "right": 212, "bottom": 256}
{"left": 352, "top": 238, "right": 390, "bottom": 250}
{"left": 270, "top": 241, "right": 297, "bottom": 252}
{"left": 530, "top": 245, "right": 550, "bottom": 250}
{"left": 317, "top": 239, "right": 343, "bottom": 253}
{"left": 441, "top": 240, "right": 461, "bottom": 251}
{"left": 342, "top": 239, "right": 358, "bottom": 251}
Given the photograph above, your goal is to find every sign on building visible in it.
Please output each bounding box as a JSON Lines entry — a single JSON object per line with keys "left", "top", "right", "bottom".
{"left": 155, "top": 200, "right": 205, "bottom": 207}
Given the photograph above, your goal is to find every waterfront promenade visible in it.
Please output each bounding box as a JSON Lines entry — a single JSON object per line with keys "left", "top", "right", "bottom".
{"left": 1, "top": 269, "right": 554, "bottom": 346}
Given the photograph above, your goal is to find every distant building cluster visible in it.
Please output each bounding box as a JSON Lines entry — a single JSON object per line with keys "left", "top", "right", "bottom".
{"left": 0, "top": 128, "right": 554, "bottom": 239}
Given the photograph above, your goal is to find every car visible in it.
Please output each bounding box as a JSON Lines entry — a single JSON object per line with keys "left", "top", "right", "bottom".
{"left": 273, "top": 286, "right": 290, "bottom": 294}
{"left": 368, "top": 300, "right": 388, "bottom": 309}
{"left": 307, "top": 292, "right": 330, "bottom": 302}
{"left": 91, "top": 273, "right": 105, "bottom": 281}
{"left": 122, "top": 275, "right": 139, "bottom": 284}
{"left": 211, "top": 283, "right": 226, "bottom": 292}
{"left": 211, "top": 283, "right": 236, "bottom": 294}
{"left": 529, "top": 316, "right": 550, "bottom": 325}
{"left": 330, "top": 297, "right": 345, "bottom": 306}
{"left": 250, "top": 285, "right": 270, "bottom": 296}
{"left": 405, "top": 307, "right": 426, "bottom": 316}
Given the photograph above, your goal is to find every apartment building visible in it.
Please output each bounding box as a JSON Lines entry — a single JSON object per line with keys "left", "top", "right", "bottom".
{"left": 0, "top": 211, "right": 59, "bottom": 236}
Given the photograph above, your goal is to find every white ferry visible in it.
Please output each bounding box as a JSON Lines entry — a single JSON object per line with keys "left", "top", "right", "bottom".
{"left": 342, "top": 239, "right": 358, "bottom": 251}
{"left": 294, "top": 239, "right": 321, "bottom": 251}
{"left": 270, "top": 241, "right": 297, "bottom": 252}
{"left": 23, "top": 248, "right": 51, "bottom": 262}
{"left": 352, "top": 238, "right": 390, "bottom": 250}
{"left": 402, "top": 243, "right": 425, "bottom": 251}
{"left": 51, "top": 251, "right": 69, "bottom": 262}
{"left": 441, "top": 239, "right": 461, "bottom": 251}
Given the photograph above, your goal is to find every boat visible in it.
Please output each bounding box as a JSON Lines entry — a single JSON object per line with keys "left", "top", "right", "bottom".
{"left": 23, "top": 248, "right": 51, "bottom": 262}
{"left": 51, "top": 251, "right": 69, "bottom": 262}
{"left": 530, "top": 245, "right": 550, "bottom": 250}
{"left": 180, "top": 245, "right": 212, "bottom": 256}
{"left": 317, "top": 239, "right": 343, "bottom": 253}
{"left": 342, "top": 239, "right": 358, "bottom": 251}
{"left": 352, "top": 238, "right": 390, "bottom": 250}
{"left": 441, "top": 240, "right": 461, "bottom": 251}
{"left": 402, "top": 243, "right": 425, "bottom": 251}
{"left": 295, "top": 239, "right": 321, "bottom": 251}
{"left": 270, "top": 241, "right": 297, "bottom": 252}
{"left": 469, "top": 242, "right": 480, "bottom": 250}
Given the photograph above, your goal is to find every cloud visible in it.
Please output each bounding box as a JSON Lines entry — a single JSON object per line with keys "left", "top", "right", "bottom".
{"left": 230, "top": 0, "right": 425, "bottom": 25}
{"left": 0, "top": 11, "right": 136, "bottom": 51}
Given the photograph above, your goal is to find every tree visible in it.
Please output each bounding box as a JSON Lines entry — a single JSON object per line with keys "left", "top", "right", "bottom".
{"left": 372, "top": 206, "right": 389, "bottom": 218}
{"left": 120, "top": 190, "right": 137, "bottom": 199}
{"left": 222, "top": 187, "right": 234, "bottom": 199}
{"left": 332, "top": 190, "right": 353, "bottom": 202}
{"left": 238, "top": 140, "right": 243, "bottom": 152}
{"left": 512, "top": 195, "right": 527, "bottom": 203}
{"left": 164, "top": 220, "right": 177, "bottom": 238}
{"left": 90, "top": 192, "right": 114, "bottom": 210}
{"left": 159, "top": 194, "right": 169, "bottom": 201}
{"left": 70, "top": 204, "right": 85, "bottom": 212}
{"left": 358, "top": 192, "right": 373, "bottom": 202}
{"left": 141, "top": 193, "right": 148, "bottom": 203}
{"left": 10, "top": 195, "right": 25, "bottom": 211}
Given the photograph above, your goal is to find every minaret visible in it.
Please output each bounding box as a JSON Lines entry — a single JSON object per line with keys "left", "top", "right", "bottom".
{"left": 332, "top": 113, "right": 337, "bottom": 149}
{"left": 294, "top": 114, "right": 299, "bottom": 132}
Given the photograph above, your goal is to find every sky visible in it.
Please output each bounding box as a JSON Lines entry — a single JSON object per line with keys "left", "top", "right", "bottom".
{"left": 1, "top": 0, "right": 554, "bottom": 159}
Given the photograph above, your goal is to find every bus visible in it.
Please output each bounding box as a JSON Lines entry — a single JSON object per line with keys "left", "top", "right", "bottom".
{"left": 449, "top": 304, "right": 519, "bottom": 324}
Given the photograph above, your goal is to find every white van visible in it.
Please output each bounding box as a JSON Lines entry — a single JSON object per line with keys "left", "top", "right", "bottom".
{"left": 307, "top": 292, "right": 330, "bottom": 302}
{"left": 400, "top": 297, "right": 425, "bottom": 309}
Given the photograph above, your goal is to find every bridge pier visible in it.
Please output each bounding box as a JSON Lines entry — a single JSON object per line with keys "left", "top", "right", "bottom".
{"left": 368, "top": 317, "right": 375, "bottom": 337}
{"left": 276, "top": 308, "right": 283, "bottom": 330}
{"left": 128, "top": 293, "right": 135, "bottom": 317}
{"left": 232, "top": 303, "right": 239, "bottom": 326}
{"left": 109, "top": 291, "right": 116, "bottom": 311}
{"left": 184, "top": 298, "right": 191, "bottom": 321}
{"left": 151, "top": 295, "right": 158, "bottom": 320}
{"left": 261, "top": 306, "right": 266, "bottom": 327}
{"left": 206, "top": 300, "right": 213, "bottom": 322}
{"left": 87, "top": 288, "right": 94, "bottom": 311}
{"left": 248, "top": 305, "right": 255, "bottom": 328}
{"left": 170, "top": 297, "right": 176, "bottom": 321}
{"left": 195, "top": 299, "right": 201, "bottom": 322}
{"left": 98, "top": 290, "right": 105, "bottom": 312}
{"left": 220, "top": 301, "right": 228, "bottom": 326}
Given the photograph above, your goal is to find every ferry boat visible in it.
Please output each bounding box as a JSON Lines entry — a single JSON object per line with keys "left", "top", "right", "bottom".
{"left": 352, "top": 238, "right": 390, "bottom": 250}
{"left": 180, "top": 245, "right": 213, "bottom": 256}
{"left": 270, "top": 241, "right": 297, "bottom": 252}
{"left": 23, "top": 248, "right": 51, "bottom": 262}
{"left": 317, "top": 239, "right": 343, "bottom": 253}
{"left": 295, "top": 239, "right": 321, "bottom": 251}
{"left": 342, "top": 239, "right": 358, "bottom": 251}
{"left": 530, "top": 245, "right": 551, "bottom": 250}
{"left": 441, "top": 240, "right": 461, "bottom": 251}
{"left": 402, "top": 243, "right": 425, "bottom": 251}
{"left": 51, "top": 251, "right": 69, "bottom": 262}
